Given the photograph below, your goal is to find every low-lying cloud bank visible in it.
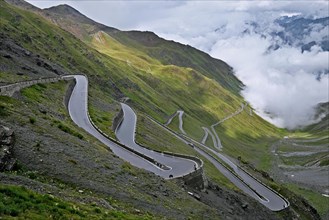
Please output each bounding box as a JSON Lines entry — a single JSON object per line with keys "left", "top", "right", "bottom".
{"left": 209, "top": 34, "right": 328, "bottom": 129}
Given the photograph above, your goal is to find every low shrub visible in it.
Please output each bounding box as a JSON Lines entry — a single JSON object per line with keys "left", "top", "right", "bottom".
{"left": 57, "top": 123, "right": 84, "bottom": 139}
{"left": 29, "top": 117, "right": 36, "bottom": 124}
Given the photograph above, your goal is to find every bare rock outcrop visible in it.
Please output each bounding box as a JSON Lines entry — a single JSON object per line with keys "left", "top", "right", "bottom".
{"left": 0, "top": 125, "right": 16, "bottom": 171}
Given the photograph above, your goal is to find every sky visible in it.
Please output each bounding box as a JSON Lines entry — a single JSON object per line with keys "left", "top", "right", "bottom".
{"left": 27, "top": 0, "right": 329, "bottom": 129}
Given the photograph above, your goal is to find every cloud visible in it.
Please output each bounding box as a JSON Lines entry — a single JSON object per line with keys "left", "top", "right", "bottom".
{"left": 205, "top": 23, "right": 328, "bottom": 129}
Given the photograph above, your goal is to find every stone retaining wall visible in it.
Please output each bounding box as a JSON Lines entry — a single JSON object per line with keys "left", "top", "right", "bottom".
{"left": 64, "top": 79, "right": 77, "bottom": 109}
{"left": 179, "top": 166, "right": 207, "bottom": 189}
{"left": 112, "top": 108, "right": 124, "bottom": 132}
{"left": 153, "top": 148, "right": 207, "bottom": 188}
{"left": 0, "top": 76, "right": 74, "bottom": 97}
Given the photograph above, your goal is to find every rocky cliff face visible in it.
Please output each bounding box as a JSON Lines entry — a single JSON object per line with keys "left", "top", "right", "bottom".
{"left": 0, "top": 125, "right": 16, "bottom": 171}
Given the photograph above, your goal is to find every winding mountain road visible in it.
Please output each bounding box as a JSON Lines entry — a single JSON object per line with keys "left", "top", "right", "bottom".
{"left": 2, "top": 75, "right": 289, "bottom": 211}
{"left": 203, "top": 103, "right": 246, "bottom": 150}
{"left": 67, "top": 75, "right": 198, "bottom": 179}
{"left": 186, "top": 136, "right": 289, "bottom": 211}
{"left": 201, "top": 127, "right": 217, "bottom": 147}
{"left": 201, "top": 127, "right": 209, "bottom": 144}
{"left": 115, "top": 103, "right": 198, "bottom": 178}
{"left": 160, "top": 109, "right": 289, "bottom": 211}
{"left": 165, "top": 110, "right": 186, "bottom": 134}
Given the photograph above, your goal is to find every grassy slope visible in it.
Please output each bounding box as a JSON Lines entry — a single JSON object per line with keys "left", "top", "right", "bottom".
{"left": 108, "top": 30, "right": 242, "bottom": 95}
{"left": 135, "top": 113, "right": 238, "bottom": 190}
{"left": 2, "top": 0, "right": 328, "bottom": 218}
{"left": 0, "top": 184, "right": 148, "bottom": 220}
{"left": 215, "top": 110, "right": 286, "bottom": 170}
{"left": 90, "top": 31, "right": 285, "bottom": 172}
{"left": 29, "top": 3, "right": 242, "bottom": 95}
{"left": 90, "top": 31, "right": 244, "bottom": 133}
{"left": 283, "top": 184, "right": 329, "bottom": 217}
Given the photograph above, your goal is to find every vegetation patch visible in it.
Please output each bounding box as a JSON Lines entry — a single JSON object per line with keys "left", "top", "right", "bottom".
{"left": 319, "top": 158, "right": 329, "bottom": 166}
{"left": 0, "top": 104, "right": 8, "bottom": 116}
{"left": 29, "top": 117, "right": 36, "bottom": 124}
{"left": 283, "top": 183, "right": 329, "bottom": 218}
{"left": 21, "top": 84, "right": 47, "bottom": 102}
{"left": 57, "top": 122, "right": 84, "bottom": 139}
{"left": 0, "top": 184, "right": 152, "bottom": 219}
{"left": 120, "top": 161, "right": 137, "bottom": 176}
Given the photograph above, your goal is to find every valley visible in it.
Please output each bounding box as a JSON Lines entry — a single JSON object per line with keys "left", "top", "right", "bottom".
{"left": 0, "top": 0, "right": 328, "bottom": 219}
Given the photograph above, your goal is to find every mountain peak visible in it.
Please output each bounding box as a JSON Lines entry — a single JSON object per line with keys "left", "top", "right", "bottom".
{"left": 45, "top": 4, "right": 85, "bottom": 17}
{"left": 43, "top": 3, "right": 118, "bottom": 35}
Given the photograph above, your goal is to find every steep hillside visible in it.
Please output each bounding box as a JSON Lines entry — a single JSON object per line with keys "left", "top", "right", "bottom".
{"left": 0, "top": 1, "right": 282, "bottom": 219}
{"left": 1, "top": 0, "right": 327, "bottom": 219}
{"left": 108, "top": 30, "right": 242, "bottom": 95}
